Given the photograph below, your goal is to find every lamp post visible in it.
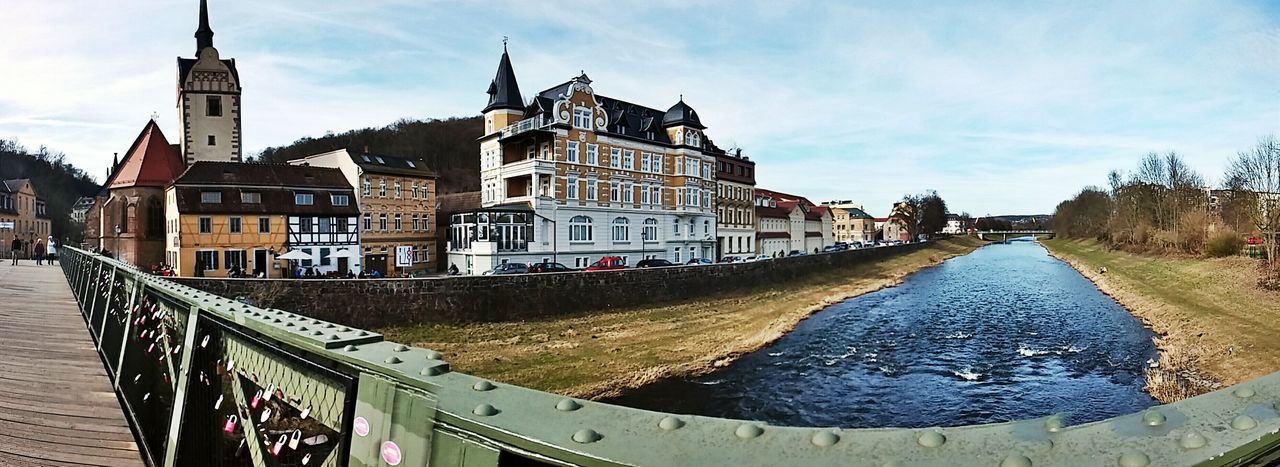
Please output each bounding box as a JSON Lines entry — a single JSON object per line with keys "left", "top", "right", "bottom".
{"left": 113, "top": 225, "right": 121, "bottom": 259}
{"left": 28, "top": 228, "right": 34, "bottom": 259}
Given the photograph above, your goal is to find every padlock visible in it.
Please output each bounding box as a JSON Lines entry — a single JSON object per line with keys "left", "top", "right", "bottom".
{"left": 142, "top": 393, "right": 151, "bottom": 402}
{"left": 133, "top": 374, "right": 141, "bottom": 384}
{"left": 226, "top": 359, "right": 235, "bottom": 372}
{"left": 214, "top": 394, "right": 224, "bottom": 410}
{"left": 289, "top": 429, "right": 302, "bottom": 450}
{"left": 302, "top": 453, "right": 312, "bottom": 465}
{"left": 172, "top": 344, "right": 181, "bottom": 355}
{"left": 250, "top": 390, "right": 262, "bottom": 409}
{"left": 263, "top": 384, "right": 275, "bottom": 401}
{"left": 272, "top": 434, "right": 286, "bottom": 456}
{"left": 260, "top": 408, "right": 272, "bottom": 423}
{"left": 200, "top": 335, "right": 210, "bottom": 348}
{"left": 300, "top": 405, "right": 311, "bottom": 420}
{"left": 223, "top": 415, "right": 238, "bottom": 433}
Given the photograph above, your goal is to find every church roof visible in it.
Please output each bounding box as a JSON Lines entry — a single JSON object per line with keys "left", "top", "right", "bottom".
{"left": 108, "top": 120, "right": 183, "bottom": 189}
{"left": 483, "top": 46, "right": 524, "bottom": 113}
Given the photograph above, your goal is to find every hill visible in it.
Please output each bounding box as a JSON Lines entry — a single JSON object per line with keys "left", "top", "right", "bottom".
{"left": 0, "top": 139, "right": 103, "bottom": 241}
{"left": 255, "top": 116, "right": 483, "bottom": 194}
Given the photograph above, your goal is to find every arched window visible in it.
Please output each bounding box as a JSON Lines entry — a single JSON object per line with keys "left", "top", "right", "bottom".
{"left": 146, "top": 197, "right": 163, "bottom": 237}
{"left": 569, "top": 215, "right": 593, "bottom": 242}
{"left": 611, "top": 217, "right": 629, "bottom": 242}
{"left": 642, "top": 218, "right": 659, "bottom": 242}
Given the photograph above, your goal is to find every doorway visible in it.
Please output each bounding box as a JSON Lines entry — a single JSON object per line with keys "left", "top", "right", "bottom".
{"left": 364, "top": 254, "right": 387, "bottom": 276}
{"left": 253, "top": 249, "right": 268, "bottom": 277}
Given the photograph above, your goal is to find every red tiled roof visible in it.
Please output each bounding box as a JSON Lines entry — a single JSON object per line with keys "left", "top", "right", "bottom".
{"left": 108, "top": 120, "right": 183, "bottom": 189}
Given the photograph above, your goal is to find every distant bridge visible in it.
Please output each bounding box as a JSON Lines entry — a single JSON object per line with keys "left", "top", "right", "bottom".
{"left": 28, "top": 246, "right": 1280, "bottom": 466}
{"left": 977, "top": 230, "right": 1055, "bottom": 241}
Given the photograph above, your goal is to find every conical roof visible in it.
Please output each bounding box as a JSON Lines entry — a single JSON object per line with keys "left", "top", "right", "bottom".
{"left": 483, "top": 46, "right": 524, "bottom": 113}
{"left": 108, "top": 120, "right": 184, "bottom": 189}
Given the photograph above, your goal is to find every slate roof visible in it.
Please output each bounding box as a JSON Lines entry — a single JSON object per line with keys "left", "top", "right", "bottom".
{"left": 107, "top": 120, "right": 183, "bottom": 189}
{"left": 840, "top": 207, "right": 875, "bottom": 220}
{"left": 662, "top": 99, "right": 705, "bottom": 130}
{"left": 483, "top": 47, "right": 524, "bottom": 113}
{"left": 436, "top": 191, "right": 481, "bottom": 218}
{"left": 1, "top": 179, "right": 26, "bottom": 193}
{"left": 171, "top": 162, "right": 357, "bottom": 216}
{"left": 525, "top": 79, "right": 723, "bottom": 150}
{"left": 346, "top": 151, "right": 438, "bottom": 178}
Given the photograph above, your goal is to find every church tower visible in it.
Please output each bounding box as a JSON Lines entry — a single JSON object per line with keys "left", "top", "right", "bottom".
{"left": 177, "top": 0, "right": 242, "bottom": 164}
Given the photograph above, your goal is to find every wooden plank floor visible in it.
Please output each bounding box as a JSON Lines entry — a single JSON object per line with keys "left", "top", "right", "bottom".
{"left": 0, "top": 261, "right": 144, "bottom": 467}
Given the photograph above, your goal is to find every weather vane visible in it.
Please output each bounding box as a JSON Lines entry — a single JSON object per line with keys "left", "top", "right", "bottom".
{"left": 503, "top": 36, "right": 508, "bottom": 47}
{"left": 150, "top": 111, "right": 159, "bottom": 121}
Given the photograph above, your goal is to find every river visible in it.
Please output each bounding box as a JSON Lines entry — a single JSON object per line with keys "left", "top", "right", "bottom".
{"left": 606, "top": 238, "right": 1159, "bottom": 428}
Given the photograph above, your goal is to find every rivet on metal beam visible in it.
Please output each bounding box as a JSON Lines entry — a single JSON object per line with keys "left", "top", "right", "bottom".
{"left": 473, "top": 404, "right": 499, "bottom": 416}
{"left": 1141, "top": 410, "right": 1166, "bottom": 427}
{"left": 556, "top": 399, "right": 582, "bottom": 411}
{"left": 1117, "top": 450, "right": 1150, "bottom": 467}
{"left": 384, "top": 356, "right": 402, "bottom": 364}
{"left": 735, "top": 424, "right": 764, "bottom": 439}
{"left": 1231, "top": 415, "right": 1257, "bottom": 431}
{"left": 1178, "top": 431, "right": 1207, "bottom": 449}
{"left": 1044, "top": 415, "right": 1066, "bottom": 433}
{"left": 917, "top": 431, "right": 946, "bottom": 448}
{"left": 393, "top": 344, "right": 409, "bottom": 352}
{"left": 419, "top": 365, "right": 448, "bottom": 376}
{"left": 473, "top": 381, "right": 496, "bottom": 391}
{"left": 1000, "top": 455, "right": 1033, "bottom": 467}
{"left": 1232, "top": 387, "right": 1255, "bottom": 398}
{"left": 658, "top": 416, "right": 684, "bottom": 431}
{"left": 424, "top": 350, "right": 443, "bottom": 360}
{"left": 327, "top": 335, "right": 340, "bottom": 341}
{"left": 572, "top": 429, "right": 602, "bottom": 443}
{"left": 811, "top": 430, "right": 840, "bottom": 447}
{"left": 343, "top": 345, "right": 359, "bottom": 352}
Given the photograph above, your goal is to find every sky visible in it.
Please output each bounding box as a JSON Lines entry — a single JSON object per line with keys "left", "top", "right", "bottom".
{"left": 1, "top": 1, "right": 1277, "bottom": 216}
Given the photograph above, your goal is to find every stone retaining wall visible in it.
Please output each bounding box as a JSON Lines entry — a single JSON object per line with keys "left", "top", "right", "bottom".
{"left": 173, "top": 242, "right": 928, "bottom": 328}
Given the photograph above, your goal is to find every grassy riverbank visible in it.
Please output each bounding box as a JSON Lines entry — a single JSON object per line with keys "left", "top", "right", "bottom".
{"left": 380, "top": 236, "right": 984, "bottom": 399}
{"left": 1042, "top": 238, "right": 1280, "bottom": 402}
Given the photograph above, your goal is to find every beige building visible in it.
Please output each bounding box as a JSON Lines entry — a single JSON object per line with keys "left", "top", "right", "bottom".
{"left": 825, "top": 201, "right": 877, "bottom": 245}
{"left": 177, "top": 0, "right": 242, "bottom": 164}
{"left": 754, "top": 188, "right": 834, "bottom": 256}
{"left": 1, "top": 179, "right": 51, "bottom": 255}
{"left": 292, "top": 149, "right": 439, "bottom": 276}
{"left": 716, "top": 149, "right": 757, "bottom": 258}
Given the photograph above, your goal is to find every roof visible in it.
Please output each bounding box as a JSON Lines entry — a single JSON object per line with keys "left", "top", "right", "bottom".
{"left": 755, "top": 205, "right": 792, "bottom": 219}
{"left": 839, "top": 207, "right": 874, "bottom": 220}
{"left": 171, "top": 162, "right": 357, "bottom": 216}
{"left": 662, "top": 99, "right": 706, "bottom": 130}
{"left": 107, "top": 120, "right": 183, "bottom": 189}
{"left": 73, "top": 197, "right": 97, "bottom": 210}
{"left": 436, "top": 191, "right": 482, "bottom": 217}
{"left": 525, "top": 77, "right": 722, "bottom": 150}
{"left": 806, "top": 205, "right": 831, "bottom": 221}
{"left": 178, "top": 57, "right": 240, "bottom": 87}
{"left": 1, "top": 179, "right": 27, "bottom": 193}
{"left": 483, "top": 47, "right": 524, "bottom": 113}
{"left": 194, "top": 0, "right": 214, "bottom": 54}
{"left": 171, "top": 186, "right": 358, "bottom": 216}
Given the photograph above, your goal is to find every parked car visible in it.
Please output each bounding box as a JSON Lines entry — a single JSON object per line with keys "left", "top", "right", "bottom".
{"left": 585, "top": 256, "right": 627, "bottom": 271}
{"left": 745, "top": 254, "right": 771, "bottom": 262}
{"left": 528, "top": 262, "right": 571, "bottom": 273}
{"left": 787, "top": 250, "right": 806, "bottom": 256}
{"left": 687, "top": 258, "right": 714, "bottom": 265}
{"left": 486, "top": 262, "right": 529, "bottom": 275}
{"left": 636, "top": 258, "right": 676, "bottom": 268}
{"left": 822, "top": 245, "right": 841, "bottom": 252}
{"left": 720, "top": 255, "right": 745, "bottom": 263}
{"left": 834, "top": 242, "right": 850, "bottom": 249}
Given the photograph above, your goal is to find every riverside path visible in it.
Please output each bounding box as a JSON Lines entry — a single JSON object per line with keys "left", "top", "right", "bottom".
{"left": 0, "top": 262, "right": 143, "bottom": 466}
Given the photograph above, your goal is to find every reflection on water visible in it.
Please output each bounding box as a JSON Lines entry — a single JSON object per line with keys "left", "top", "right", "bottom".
{"left": 606, "top": 239, "right": 1158, "bottom": 428}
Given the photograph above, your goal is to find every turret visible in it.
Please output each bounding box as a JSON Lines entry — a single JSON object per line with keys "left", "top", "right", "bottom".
{"left": 483, "top": 43, "right": 525, "bottom": 134}
{"left": 663, "top": 97, "right": 706, "bottom": 147}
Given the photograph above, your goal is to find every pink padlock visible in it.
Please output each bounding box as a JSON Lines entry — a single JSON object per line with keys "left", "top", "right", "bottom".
{"left": 223, "top": 415, "right": 238, "bottom": 433}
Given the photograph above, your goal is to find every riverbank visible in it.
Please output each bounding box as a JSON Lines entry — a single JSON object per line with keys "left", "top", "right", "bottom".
{"left": 380, "top": 236, "right": 984, "bottom": 399}
{"left": 1041, "top": 238, "right": 1280, "bottom": 402}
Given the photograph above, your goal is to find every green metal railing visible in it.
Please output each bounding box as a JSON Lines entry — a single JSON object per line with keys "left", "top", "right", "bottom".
{"left": 60, "top": 247, "right": 1280, "bottom": 466}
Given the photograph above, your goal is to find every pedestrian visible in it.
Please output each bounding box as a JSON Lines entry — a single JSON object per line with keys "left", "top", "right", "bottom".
{"left": 45, "top": 236, "right": 57, "bottom": 265}
{"left": 10, "top": 235, "right": 20, "bottom": 265}
{"left": 34, "top": 239, "right": 46, "bottom": 265}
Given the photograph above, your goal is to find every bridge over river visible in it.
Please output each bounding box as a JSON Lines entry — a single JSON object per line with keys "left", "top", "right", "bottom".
{"left": 2, "top": 246, "right": 1279, "bottom": 466}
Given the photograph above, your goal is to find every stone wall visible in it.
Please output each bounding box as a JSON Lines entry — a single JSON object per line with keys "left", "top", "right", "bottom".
{"left": 173, "top": 242, "right": 929, "bottom": 328}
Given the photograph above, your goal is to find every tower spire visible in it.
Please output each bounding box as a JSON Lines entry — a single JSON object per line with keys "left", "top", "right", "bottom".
{"left": 195, "top": 0, "right": 214, "bottom": 54}
{"left": 483, "top": 43, "right": 524, "bottom": 113}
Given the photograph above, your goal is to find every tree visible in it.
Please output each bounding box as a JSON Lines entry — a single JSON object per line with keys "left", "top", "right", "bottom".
{"left": 1224, "top": 135, "right": 1280, "bottom": 268}
{"left": 902, "top": 190, "right": 948, "bottom": 236}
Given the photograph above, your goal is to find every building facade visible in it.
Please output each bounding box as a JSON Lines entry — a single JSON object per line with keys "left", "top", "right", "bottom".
{"left": 165, "top": 162, "right": 359, "bottom": 277}
{"left": 448, "top": 47, "right": 718, "bottom": 273}
{"left": 754, "top": 188, "right": 833, "bottom": 255}
{"left": 0, "top": 179, "right": 51, "bottom": 255}
{"left": 715, "top": 149, "right": 757, "bottom": 258}
{"left": 90, "top": 120, "right": 185, "bottom": 267}
{"left": 825, "top": 201, "right": 877, "bottom": 245}
{"left": 177, "top": 0, "right": 242, "bottom": 164}
{"left": 293, "top": 149, "right": 439, "bottom": 276}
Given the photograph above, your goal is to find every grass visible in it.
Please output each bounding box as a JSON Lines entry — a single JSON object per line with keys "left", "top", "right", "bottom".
{"left": 1042, "top": 238, "right": 1280, "bottom": 402}
{"left": 379, "top": 236, "right": 985, "bottom": 399}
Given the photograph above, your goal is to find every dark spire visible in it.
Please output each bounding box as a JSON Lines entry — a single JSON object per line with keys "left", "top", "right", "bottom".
{"left": 195, "top": 0, "right": 214, "bottom": 54}
{"left": 483, "top": 43, "right": 524, "bottom": 113}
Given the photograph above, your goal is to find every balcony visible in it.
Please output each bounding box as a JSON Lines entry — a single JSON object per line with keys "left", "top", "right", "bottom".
{"left": 499, "top": 115, "right": 552, "bottom": 141}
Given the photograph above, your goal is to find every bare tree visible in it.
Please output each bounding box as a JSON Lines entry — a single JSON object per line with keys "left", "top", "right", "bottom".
{"left": 1225, "top": 135, "right": 1280, "bottom": 268}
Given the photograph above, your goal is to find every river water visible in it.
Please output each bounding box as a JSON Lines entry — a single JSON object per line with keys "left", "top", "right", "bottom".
{"left": 607, "top": 239, "right": 1158, "bottom": 428}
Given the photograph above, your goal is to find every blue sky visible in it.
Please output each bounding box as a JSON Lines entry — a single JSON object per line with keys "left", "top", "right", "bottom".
{"left": 1, "top": 1, "right": 1276, "bottom": 216}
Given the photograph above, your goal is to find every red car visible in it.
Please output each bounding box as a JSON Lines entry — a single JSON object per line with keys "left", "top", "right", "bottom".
{"left": 585, "top": 256, "right": 627, "bottom": 271}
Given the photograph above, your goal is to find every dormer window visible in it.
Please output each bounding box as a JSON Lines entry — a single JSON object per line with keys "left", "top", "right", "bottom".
{"left": 573, "top": 106, "right": 592, "bottom": 130}
{"left": 684, "top": 130, "right": 701, "bottom": 147}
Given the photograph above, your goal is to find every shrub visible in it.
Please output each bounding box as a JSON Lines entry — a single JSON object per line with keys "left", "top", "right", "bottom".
{"left": 1205, "top": 231, "right": 1244, "bottom": 258}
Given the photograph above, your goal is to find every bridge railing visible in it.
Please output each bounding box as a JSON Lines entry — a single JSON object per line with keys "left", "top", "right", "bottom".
{"left": 60, "top": 247, "right": 1280, "bottom": 466}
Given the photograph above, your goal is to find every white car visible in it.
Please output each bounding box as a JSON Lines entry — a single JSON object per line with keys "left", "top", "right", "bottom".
{"left": 745, "top": 254, "right": 771, "bottom": 262}
{"left": 721, "top": 255, "right": 745, "bottom": 264}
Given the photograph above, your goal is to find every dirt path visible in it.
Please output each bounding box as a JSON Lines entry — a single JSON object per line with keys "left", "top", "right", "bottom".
{"left": 380, "top": 237, "right": 985, "bottom": 399}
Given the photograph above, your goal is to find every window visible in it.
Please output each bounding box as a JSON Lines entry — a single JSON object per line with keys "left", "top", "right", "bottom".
{"left": 363, "top": 178, "right": 371, "bottom": 196}
{"left": 676, "top": 188, "right": 685, "bottom": 206}
{"left": 196, "top": 250, "right": 218, "bottom": 271}
{"left": 318, "top": 247, "right": 331, "bottom": 267}
{"left": 240, "top": 192, "right": 260, "bottom": 204}
{"left": 363, "top": 214, "right": 371, "bottom": 231}
{"left": 336, "top": 217, "right": 349, "bottom": 233}
{"left": 412, "top": 214, "right": 420, "bottom": 231}
{"left": 623, "top": 182, "right": 634, "bottom": 204}
{"left": 379, "top": 179, "right": 387, "bottom": 197}
{"left": 624, "top": 150, "right": 635, "bottom": 170}
{"left": 299, "top": 217, "right": 313, "bottom": 233}
{"left": 652, "top": 154, "right": 662, "bottom": 174}
{"left": 229, "top": 217, "right": 242, "bottom": 234}
{"left": 651, "top": 186, "right": 662, "bottom": 205}
{"left": 201, "top": 191, "right": 221, "bottom": 203}
{"left": 704, "top": 190, "right": 712, "bottom": 208}
{"left": 610, "top": 181, "right": 620, "bottom": 202}
{"left": 641, "top": 152, "right": 651, "bottom": 172}
{"left": 573, "top": 106, "right": 592, "bottom": 129}
{"left": 674, "top": 249, "right": 681, "bottom": 263}
{"left": 394, "top": 214, "right": 402, "bottom": 231}
{"left": 206, "top": 96, "right": 222, "bottom": 116}
{"left": 379, "top": 214, "right": 388, "bottom": 231}
{"left": 703, "top": 162, "right": 712, "bottom": 179}
{"left": 704, "top": 219, "right": 711, "bottom": 234}
{"left": 207, "top": 135, "right": 216, "bottom": 146}
{"left": 318, "top": 217, "right": 332, "bottom": 233}
{"left": 295, "top": 193, "right": 314, "bottom": 205}
{"left": 198, "top": 217, "right": 212, "bottom": 234}
{"left": 586, "top": 144, "right": 598, "bottom": 165}
{"left": 586, "top": 179, "right": 598, "bottom": 201}
{"left": 567, "top": 141, "right": 579, "bottom": 163}
{"left": 566, "top": 175, "right": 579, "bottom": 200}
{"left": 611, "top": 148, "right": 621, "bottom": 168}
{"left": 331, "top": 194, "right": 349, "bottom": 206}
{"left": 569, "top": 216, "right": 593, "bottom": 242}
{"left": 394, "top": 181, "right": 402, "bottom": 198}
{"left": 641, "top": 184, "right": 651, "bottom": 204}
{"left": 258, "top": 217, "right": 270, "bottom": 233}
{"left": 225, "top": 250, "right": 246, "bottom": 270}
{"left": 643, "top": 218, "right": 659, "bottom": 242}
{"left": 673, "top": 219, "right": 680, "bottom": 235}
{"left": 688, "top": 219, "right": 695, "bottom": 235}
{"left": 411, "top": 182, "right": 419, "bottom": 199}
{"left": 300, "top": 248, "right": 313, "bottom": 267}
{"left": 423, "top": 214, "right": 430, "bottom": 230}
{"left": 612, "top": 217, "right": 629, "bottom": 242}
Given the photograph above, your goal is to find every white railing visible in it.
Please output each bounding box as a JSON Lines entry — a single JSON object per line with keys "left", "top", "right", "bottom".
{"left": 499, "top": 115, "right": 551, "bottom": 139}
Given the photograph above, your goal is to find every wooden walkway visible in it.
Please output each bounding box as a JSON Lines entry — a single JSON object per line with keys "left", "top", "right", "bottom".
{"left": 0, "top": 262, "right": 143, "bottom": 466}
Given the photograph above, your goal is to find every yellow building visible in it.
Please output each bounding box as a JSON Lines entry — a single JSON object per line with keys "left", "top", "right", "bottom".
{"left": 825, "top": 201, "right": 878, "bottom": 245}
{"left": 166, "top": 162, "right": 359, "bottom": 277}
{"left": 1, "top": 179, "right": 52, "bottom": 255}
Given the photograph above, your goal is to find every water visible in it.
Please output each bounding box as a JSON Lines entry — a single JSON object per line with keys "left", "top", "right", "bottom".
{"left": 607, "top": 239, "right": 1159, "bottom": 428}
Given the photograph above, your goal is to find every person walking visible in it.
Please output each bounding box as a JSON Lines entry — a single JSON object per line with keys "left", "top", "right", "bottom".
{"left": 10, "top": 235, "right": 20, "bottom": 265}
{"left": 33, "top": 239, "right": 46, "bottom": 265}
{"left": 45, "top": 236, "right": 57, "bottom": 265}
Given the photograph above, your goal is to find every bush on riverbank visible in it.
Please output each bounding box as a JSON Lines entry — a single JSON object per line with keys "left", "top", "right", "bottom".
{"left": 1205, "top": 231, "right": 1244, "bottom": 258}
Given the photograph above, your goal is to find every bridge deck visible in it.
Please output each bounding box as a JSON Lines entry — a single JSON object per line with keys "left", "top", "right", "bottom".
{"left": 0, "top": 262, "right": 143, "bottom": 467}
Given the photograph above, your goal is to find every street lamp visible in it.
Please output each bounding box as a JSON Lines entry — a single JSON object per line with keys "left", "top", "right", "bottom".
{"left": 641, "top": 230, "right": 648, "bottom": 260}
{"left": 113, "top": 225, "right": 121, "bottom": 258}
